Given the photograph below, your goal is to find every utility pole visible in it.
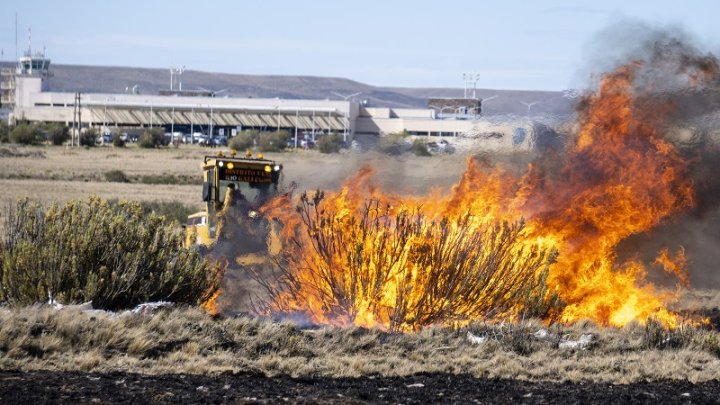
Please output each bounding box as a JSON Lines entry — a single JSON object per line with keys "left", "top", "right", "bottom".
{"left": 72, "top": 92, "right": 77, "bottom": 147}
{"left": 72, "top": 92, "right": 82, "bottom": 147}
{"left": 171, "top": 105, "right": 175, "bottom": 145}
{"left": 77, "top": 92, "right": 81, "bottom": 145}
{"left": 294, "top": 109, "right": 299, "bottom": 148}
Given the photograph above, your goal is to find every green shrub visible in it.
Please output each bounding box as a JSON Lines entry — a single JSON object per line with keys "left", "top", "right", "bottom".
{"left": 0, "top": 197, "right": 222, "bottom": 310}
{"left": 0, "top": 121, "right": 8, "bottom": 143}
{"left": 138, "top": 128, "right": 165, "bottom": 148}
{"left": 104, "top": 170, "right": 130, "bottom": 183}
{"left": 229, "top": 130, "right": 258, "bottom": 151}
{"left": 106, "top": 199, "right": 197, "bottom": 225}
{"left": 317, "top": 134, "right": 343, "bottom": 154}
{"left": 257, "top": 130, "right": 289, "bottom": 152}
{"left": 410, "top": 138, "right": 431, "bottom": 156}
{"left": 112, "top": 132, "right": 125, "bottom": 147}
{"left": 9, "top": 123, "right": 41, "bottom": 145}
{"left": 46, "top": 123, "right": 70, "bottom": 146}
{"left": 136, "top": 201, "right": 197, "bottom": 225}
{"left": 80, "top": 128, "right": 98, "bottom": 147}
{"left": 375, "top": 131, "right": 409, "bottom": 156}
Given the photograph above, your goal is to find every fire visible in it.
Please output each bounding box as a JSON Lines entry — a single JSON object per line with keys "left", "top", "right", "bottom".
{"left": 253, "top": 61, "right": 716, "bottom": 330}
{"left": 202, "top": 289, "right": 221, "bottom": 315}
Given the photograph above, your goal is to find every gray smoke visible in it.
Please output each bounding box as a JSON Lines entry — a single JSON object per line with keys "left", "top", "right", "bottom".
{"left": 578, "top": 21, "right": 720, "bottom": 288}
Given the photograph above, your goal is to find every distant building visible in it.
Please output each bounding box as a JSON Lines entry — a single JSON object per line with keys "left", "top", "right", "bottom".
{"left": 4, "top": 54, "right": 497, "bottom": 141}
{"left": 427, "top": 97, "right": 482, "bottom": 119}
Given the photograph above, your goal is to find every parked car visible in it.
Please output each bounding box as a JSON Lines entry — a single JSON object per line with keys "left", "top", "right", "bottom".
{"left": 196, "top": 135, "right": 211, "bottom": 146}
{"left": 213, "top": 136, "right": 228, "bottom": 147}
{"left": 427, "top": 139, "right": 455, "bottom": 154}
{"left": 300, "top": 138, "right": 316, "bottom": 149}
{"left": 101, "top": 131, "right": 113, "bottom": 144}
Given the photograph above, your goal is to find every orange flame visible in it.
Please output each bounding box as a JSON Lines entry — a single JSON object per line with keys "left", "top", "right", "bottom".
{"left": 256, "top": 63, "right": 710, "bottom": 330}
{"left": 202, "top": 289, "right": 221, "bottom": 315}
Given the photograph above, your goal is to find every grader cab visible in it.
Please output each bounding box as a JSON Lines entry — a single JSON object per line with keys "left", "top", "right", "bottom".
{"left": 184, "top": 151, "right": 283, "bottom": 248}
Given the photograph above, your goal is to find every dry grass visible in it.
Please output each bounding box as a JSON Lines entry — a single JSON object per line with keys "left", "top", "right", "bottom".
{"left": 0, "top": 145, "right": 470, "bottom": 205}
{"left": 0, "top": 145, "right": 471, "bottom": 227}
{"left": 0, "top": 179, "right": 200, "bottom": 209}
{"left": 1, "top": 306, "right": 719, "bottom": 383}
{"left": 0, "top": 145, "right": 206, "bottom": 209}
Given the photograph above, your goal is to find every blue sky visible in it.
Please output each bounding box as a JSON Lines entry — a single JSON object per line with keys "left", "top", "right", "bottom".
{"left": 1, "top": 0, "right": 718, "bottom": 90}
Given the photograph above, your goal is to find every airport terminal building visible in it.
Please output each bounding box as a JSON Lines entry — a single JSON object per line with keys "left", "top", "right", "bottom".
{"left": 2, "top": 53, "right": 529, "bottom": 147}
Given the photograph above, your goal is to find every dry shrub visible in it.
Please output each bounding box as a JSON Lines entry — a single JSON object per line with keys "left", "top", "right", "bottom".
{"left": 643, "top": 318, "right": 720, "bottom": 355}
{"left": 0, "top": 197, "right": 222, "bottom": 310}
{"left": 257, "top": 191, "right": 563, "bottom": 331}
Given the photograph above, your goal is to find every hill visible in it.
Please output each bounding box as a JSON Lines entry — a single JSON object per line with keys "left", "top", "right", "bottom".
{"left": 31, "top": 64, "right": 575, "bottom": 116}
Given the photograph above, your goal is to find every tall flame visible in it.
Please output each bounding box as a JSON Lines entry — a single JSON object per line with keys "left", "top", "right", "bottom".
{"left": 202, "top": 289, "right": 221, "bottom": 315}
{"left": 256, "top": 62, "right": 707, "bottom": 330}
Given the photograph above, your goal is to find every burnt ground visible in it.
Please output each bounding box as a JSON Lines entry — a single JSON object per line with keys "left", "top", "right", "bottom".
{"left": 0, "top": 370, "right": 718, "bottom": 404}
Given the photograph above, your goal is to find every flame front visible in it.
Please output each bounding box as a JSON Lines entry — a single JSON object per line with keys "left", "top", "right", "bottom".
{"left": 202, "top": 289, "right": 221, "bottom": 315}
{"left": 257, "top": 62, "right": 713, "bottom": 330}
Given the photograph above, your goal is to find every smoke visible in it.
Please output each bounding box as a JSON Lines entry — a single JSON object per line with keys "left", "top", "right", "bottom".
{"left": 282, "top": 151, "right": 468, "bottom": 196}
{"left": 576, "top": 20, "right": 720, "bottom": 288}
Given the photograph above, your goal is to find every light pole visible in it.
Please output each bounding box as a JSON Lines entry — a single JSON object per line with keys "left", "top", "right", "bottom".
{"left": 171, "top": 105, "right": 175, "bottom": 145}
{"left": 176, "top": 66, "right": 185, "bottom": 91}
{"left": 190, "top": 106, "right": 195, "bottom": 143}
{"left": 209, "top": 104, "right": 213, "bottom": 137}
{"left": 311, "top": 109, "right": 316, "bottom": 140}
{"left": 478, "top": 95, "right": 498, "bottom": 116}
{"left": 462, "top": 73, "right": 480, "bottom": 98}
{"left": 103, "top": 98, "right": 108, "bottom": 131}
{"left": 294, "top": 109, "right": 299, "bottom": 148}
{"left": 170, "top": 66, "right": 185, "bottom": 92}
{"left": 198, "top": 86, "right": 229, "bottom": 98}
{"left": 520, "top": 101, "right": 540, "bottom": 115}
{"left": 331, "top": 91, "right": 362, "bottom": 101}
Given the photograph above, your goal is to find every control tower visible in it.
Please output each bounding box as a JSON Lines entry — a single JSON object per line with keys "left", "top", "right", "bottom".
{"left": 5, "top": 31, "right": 52, "bottom": 111}
{"left": 17, "top": 49, "right": 51, "bottom": 78}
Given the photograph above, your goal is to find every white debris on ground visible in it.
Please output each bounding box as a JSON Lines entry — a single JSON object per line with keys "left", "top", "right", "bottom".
{"left": 465, "top": 327, "right": 594, "bottom": 350}
{"left": 467, "top": 331, "right": 487, "bottom": 345}
{"left": 534, "top": 329, "right": 550, "bottom": 339}
{"left": 558, "top": 334, "right": 595, "bottom": 349}
{"left": 48, "top": 300, "right": 175, "bottom": 317}
{"left": 48, "top": 299, "right": 93, "bottom": 310}
{"left": 130, "top": 301, "right": 174, "bottom": 315}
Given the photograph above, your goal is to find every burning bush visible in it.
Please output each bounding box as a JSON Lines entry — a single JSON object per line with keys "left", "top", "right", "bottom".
{"left": 256, "top": 191, "right": 563, "bottom": 331}
{"left": 0, "top": 197, "right": 222, "bottom": 310}
{"left": 248, "top": 40, "right": 719, "bottom": 330}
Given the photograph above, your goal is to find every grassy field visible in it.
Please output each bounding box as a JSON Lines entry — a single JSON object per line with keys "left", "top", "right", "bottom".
{"left": 0, "top": 143, "right": 467, "bottom": 208}
{"left": 0, "top": 305, "right": 719, "bottom": 383}
{"left": 2, "top": 142, "right": 720, "bottom": 385}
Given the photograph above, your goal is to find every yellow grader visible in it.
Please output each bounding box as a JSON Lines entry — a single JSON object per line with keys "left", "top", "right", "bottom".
{"left": 184, "top": 151, "right": 283, "bottom": 248}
